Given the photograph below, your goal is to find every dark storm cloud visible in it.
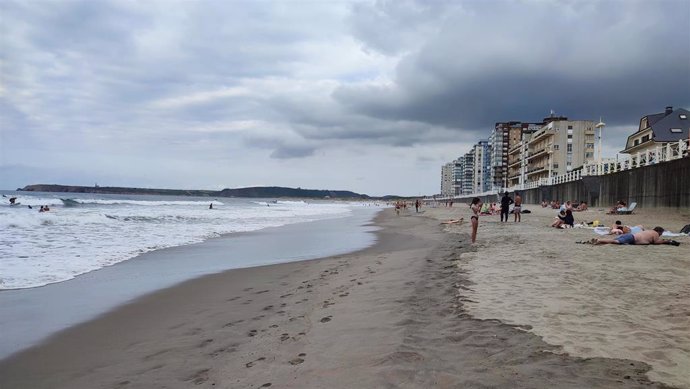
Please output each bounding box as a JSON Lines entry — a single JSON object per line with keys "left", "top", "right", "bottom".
{"left": 2, "top": 0, "right": 688, "bottom": 194}
{"left": 338, "top": 0, "right": 690, "bottom": 132}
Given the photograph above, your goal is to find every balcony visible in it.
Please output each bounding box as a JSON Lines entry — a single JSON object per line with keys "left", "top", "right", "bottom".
{"left": 527, "top": 147, "right": 549, "bottom": 160}
{"left": 526, "top": 165, "right": 547, "bottom": 176}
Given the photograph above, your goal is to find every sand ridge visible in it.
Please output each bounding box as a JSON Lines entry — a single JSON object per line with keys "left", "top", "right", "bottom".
{"left": 0, "top": 208, "right": 680, "bottom": 388}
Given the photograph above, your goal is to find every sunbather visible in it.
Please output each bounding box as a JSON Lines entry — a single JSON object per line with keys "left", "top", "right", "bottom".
{"left": 595, "top": 227, "right": 668, "bottom": 245}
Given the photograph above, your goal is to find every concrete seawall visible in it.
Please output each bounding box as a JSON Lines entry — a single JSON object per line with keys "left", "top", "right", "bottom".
{"left": 456, "top": 157, "right": 690, "bottom": 209}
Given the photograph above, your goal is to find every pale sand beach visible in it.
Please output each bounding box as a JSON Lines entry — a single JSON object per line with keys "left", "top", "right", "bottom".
{"left": 430, "top": 203, "right": 690, "bottom": 388}
{"left": 0, "top": 207, "right": 685, "bottom": 388}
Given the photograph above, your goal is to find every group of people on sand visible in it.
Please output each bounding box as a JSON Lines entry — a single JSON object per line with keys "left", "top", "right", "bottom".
{"left": 464, "top": 191, "right": 523, "bottom": 244}
{"left": 607, "top": 200, "right": 629, "bottom": 214}
{"left": 542, "top": 199, "right": 588, "bottom": 212}
{"left": 393, "top": 199, "right": 423, "bottom": 216}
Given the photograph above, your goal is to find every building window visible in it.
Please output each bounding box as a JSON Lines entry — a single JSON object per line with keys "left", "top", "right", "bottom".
{"left": 567, "top": 144, "right": 573, "bottom": 152}
{"left": 642, "top": 135, "right": 650, "bottom": 142}
{"left": 567, "top": 134, "right": 573, "bottom": 139}
{"left": 585, "top": 152, "right": 594, "bottom": 158}
{"left": 553, "top": 163, "right": 559, "bottom": 168}
{"left": 671, "top": 128, "right": 682, "bottom": 133}
{"left": 567, "top": 125, "right": 573, "bottom": 129}
{"left": 567, "top": 129, "right": 573, "bottom": 135}
{"left": 680, "top": 115, "right": 687, "bottom": 120}
{"left": 553, "top": 145, "right": 559, "bottom": 150}
{"left": 634, "top": 139, "right": 640, "bottom": 146}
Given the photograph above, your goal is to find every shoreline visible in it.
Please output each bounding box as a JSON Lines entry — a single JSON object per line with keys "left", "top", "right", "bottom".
{"left": 0, "top": 207, "right": 379, "bottom": 359}
{"left": 0, "top": 208, "right": 677, "bottom": 388}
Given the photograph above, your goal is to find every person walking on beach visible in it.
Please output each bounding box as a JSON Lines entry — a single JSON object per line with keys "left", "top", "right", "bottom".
{"left": 415, "top": 199, "right": 420, "bottom": 213}
{"left": 513, "top": 193, "right": 522, "bottom": 222}
{"left": 500, "top": 192, "right": 513, "bottom": 222}
{"left": 470, "top": 197, "right": 481, "bottom": 243}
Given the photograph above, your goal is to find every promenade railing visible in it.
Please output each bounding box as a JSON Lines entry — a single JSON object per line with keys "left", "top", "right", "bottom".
{"left": 431, "top": 139, "right": 689, "bottom": 201}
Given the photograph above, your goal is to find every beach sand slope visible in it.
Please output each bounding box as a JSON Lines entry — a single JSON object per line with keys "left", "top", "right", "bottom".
{"left": 0, "top": 210, "right": 675, "bottom": 388}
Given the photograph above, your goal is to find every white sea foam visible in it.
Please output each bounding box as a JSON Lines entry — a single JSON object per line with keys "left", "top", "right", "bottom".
{"left": 0, "top": 193, "right": 367, "bottom": 290}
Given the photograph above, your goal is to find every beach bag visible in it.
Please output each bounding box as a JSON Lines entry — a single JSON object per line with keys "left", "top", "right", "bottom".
{"left": 680, "top": 224, "right": 690, "bottom": 234}
{"left": 522, "top": 209, "right": 531, "bottom": 214}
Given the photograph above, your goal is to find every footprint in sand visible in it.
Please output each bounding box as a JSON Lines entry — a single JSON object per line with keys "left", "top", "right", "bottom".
{"left": 269, "top": 324, "right": 279, "bottom": 328}
{"left": 245, "top": 357, "right": 266, "bottom": 368}
{"left": 255, "top": 290, "right": 270, "bottom": 294}
{"left": 208, "top": 345, "right": 238, "bottom": 357}
{"left": 185, "top": 368, "right": 210, "bottom": 384}
{"left": 320, "top": 316, "right": 332, "bottom": 323}
{"left": 280, "top": 333, "right": 290, "bottom": 341}
{"left": 289, "top": 357, "right": 304, "bottom": 365}
{"left": 248, "top": 329, "right": 258, "bottom": 337}
{"left": 227, "top": 296, "right": 241, "bottom": 301}
{"left": 280, "top": 293, "right": 293, "bottom": 298}
{"left": 223, "top": 319, "right": 244, "bottom": 328}
{"left": 339, "top": 292, "right": 349, "bottom": 297}
{"left": 261, "top": 384, "right": 272, "bottom": 388}
{"left": 280, "top": 303, "right": 287, "bottom": 307}
{"left": 252, "top": 315, "right": 265, "bottom": 321}
{"left": 242, "top": 300, "right": 253, "bottom": 305}
{"left": 263, "top": 305, "right": 274, "bottom": 311}
{"left": 243, "top": 287, "right": 254, "bottom": 292}
{"left": 198, "top": 338, "right": 214, "bottom": 347}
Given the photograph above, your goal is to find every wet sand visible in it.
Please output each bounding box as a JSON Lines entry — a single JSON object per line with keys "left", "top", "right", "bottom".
{"left": 0, "top": 208, "right": 680, "bottom": 388}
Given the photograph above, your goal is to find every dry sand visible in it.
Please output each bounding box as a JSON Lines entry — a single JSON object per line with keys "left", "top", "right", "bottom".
{"left": 0, "top": 208, "right": 683, "bottom": 388}
{"left": 428, "top": 203, "right": 690, "bottom": 388}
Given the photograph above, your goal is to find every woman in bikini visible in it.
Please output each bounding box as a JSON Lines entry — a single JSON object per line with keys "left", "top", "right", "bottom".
{"left": 470, "top": 197, "right": 481, "bottom": 243}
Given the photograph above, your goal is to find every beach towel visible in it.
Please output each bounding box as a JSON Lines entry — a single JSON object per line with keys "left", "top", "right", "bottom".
{"left": 661, "top": 231, "right": 686, "bottom": 237}
{"left": 593, "top": 227, "right": 611, "bottom": 235}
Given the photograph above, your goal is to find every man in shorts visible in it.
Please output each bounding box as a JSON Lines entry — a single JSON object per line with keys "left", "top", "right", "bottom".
{"left": 595, "top": 227, "right": 667, "bottom": 245}
{"left": 513, "top": 193, "right": 522, "bottom": 222}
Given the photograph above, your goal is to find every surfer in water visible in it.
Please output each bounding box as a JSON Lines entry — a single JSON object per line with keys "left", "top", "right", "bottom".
{"left": 9, "top": 197, "right": 17, "bottom": 205}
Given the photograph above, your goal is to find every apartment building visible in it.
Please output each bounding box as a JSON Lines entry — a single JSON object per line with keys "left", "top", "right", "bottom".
{"left": 621, "top": 106, "right": 690, "bottom": 156}
{"left": 471, "top": 140, "right": 491, "bottom": 193}
{"left": 452, "top": 153, "right": 474, "bottom": 195}
{"left": 492, "top": 122, "right": 542, "bottom": 189}
{"left": 441, "top": 162, "right": 455, "bottom": 196}
{"left": 507, "top": 124, "right": 541, "bottom": 187}
{"left": 526, "top": 115, "right": 595, "bottom": 182}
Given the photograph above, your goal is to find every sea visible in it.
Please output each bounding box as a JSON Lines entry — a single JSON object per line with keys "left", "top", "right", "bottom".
{"left": 0, "top": 190, "right": 382, "bottom": 358}
{"left": 0, "top": 190, "right": 380, "bottom": 290}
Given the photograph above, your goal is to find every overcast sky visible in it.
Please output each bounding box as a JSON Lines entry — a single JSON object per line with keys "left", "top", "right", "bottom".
{"left": 1, "top": 0, "right": 688, "bottom": 196}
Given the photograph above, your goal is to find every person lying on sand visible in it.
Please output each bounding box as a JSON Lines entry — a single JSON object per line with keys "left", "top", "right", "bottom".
{"left": 609, "top": 221, "right": 644, "bottom": 235}
{"left": 594, "top": 227, "right": 679, "bottom": 245}
{"left": 441, "top": 218, "right": 464, "bottom": 225}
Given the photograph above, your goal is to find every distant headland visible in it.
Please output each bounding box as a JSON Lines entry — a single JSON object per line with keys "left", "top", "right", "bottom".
{"left": 17, "top": 184, "right": 372, "bottom": 199}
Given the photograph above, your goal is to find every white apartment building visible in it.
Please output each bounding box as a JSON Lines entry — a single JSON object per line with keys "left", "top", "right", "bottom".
{"left": 441, "top": 162, "right": 455, "bottom": 196}
{"left": 526, "top": 116, "right": 595, "bottom": 182}
{"left": 471, "top": 140, "right": 491, "bottom": 193}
